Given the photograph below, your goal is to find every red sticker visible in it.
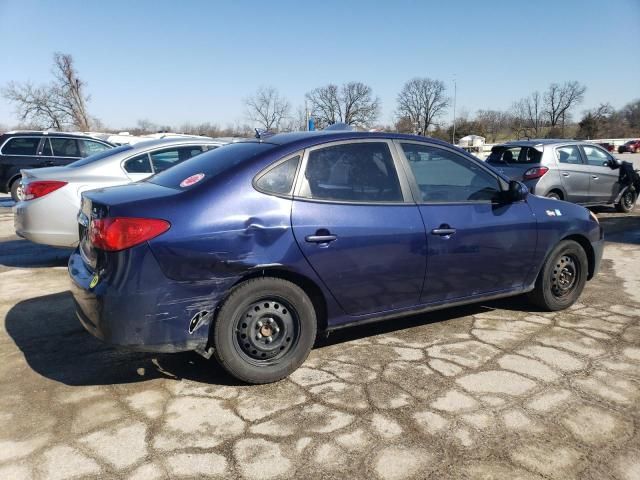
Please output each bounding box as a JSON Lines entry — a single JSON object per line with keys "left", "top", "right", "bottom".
{"left": 179, "top": 173, "right": 205, "bottom": 188}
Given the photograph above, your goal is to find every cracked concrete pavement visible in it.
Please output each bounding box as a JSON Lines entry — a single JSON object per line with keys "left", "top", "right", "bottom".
{"left": 0, "top": 192, "right": 639, "bottom": 480}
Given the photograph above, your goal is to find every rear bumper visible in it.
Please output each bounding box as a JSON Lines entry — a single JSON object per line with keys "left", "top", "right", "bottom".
{"left": 13, "top": 191, "right": 80, "bottom": 247}
{"left": 68, "top": 247, "right": 232, "bottom": 352}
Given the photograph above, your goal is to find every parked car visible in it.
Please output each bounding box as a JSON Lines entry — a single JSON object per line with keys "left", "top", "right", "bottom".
{"left": 14, "top": 137, "right": 227, "bottom": 247}
{"left": 596, "top": 142, "right": 615, "bottom": 153}
{"left": 69, "top": 131, "right": 603, "bottom": 384}
{"left": 0, "top": 131, "right": 114, "bottom": 201}
{"left": 486, "top": 140, "right": 636, "bottom": 213}
{"left": 618, "top": 139, "right": 640, "bottom": 154}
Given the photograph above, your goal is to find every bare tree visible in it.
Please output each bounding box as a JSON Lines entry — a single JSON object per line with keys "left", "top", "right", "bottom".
{"left": 306, "top": 82, "right": 380, "bottom": 128}
{"left": 245, "top": 86, "right": 290, "bottom": 131}
{"left": 2, "top": 52, "right": 92, "bottom": 130}
{"left": 544, "top": 81, "right": 586, "bottom": 128}
{"left": 475, "top": 109, "right": 509, "bottom": 143}
{"left": 511, "top": 91, "right": 545, "bottom": 137}
{"left": 395, "top": 78, "right": 448, "bottom": 136}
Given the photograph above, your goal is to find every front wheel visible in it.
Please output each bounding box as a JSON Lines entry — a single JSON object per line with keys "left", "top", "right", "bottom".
{"left": 527, "top": 240, "right": 588, "bottom": 311}
{"left": 616, "top": 190, "right": 636, "bottom": 213}
{"left": 212, "top": 277, "right": 317, "bottom": 384}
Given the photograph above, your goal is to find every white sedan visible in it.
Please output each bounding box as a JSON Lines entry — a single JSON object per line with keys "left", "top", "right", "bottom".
{"left": 14, "top": 137, "right": 229, "bottom": 247}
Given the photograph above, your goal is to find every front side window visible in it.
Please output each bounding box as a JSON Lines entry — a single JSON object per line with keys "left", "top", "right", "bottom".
{"left": 2, "top": 137, "right": 41, "bottom": 155}
{"left": 124, "top": 153, "right": 152, "bottom": 174}
{"left": 401, "top": 143, "right": 501, "bottom": 202}
{"left": 299, "top": 142, "right": 403, "bottom": 202}
{"left": 255, "top": 156, "right": 300, "bottom": 195}
{"left": 556, "top": 145, "right": 583, "bottom": 165}
{"left": 50, "top": 138, "right": 80, "bottom": 157}
{"left": 582, "top": 145, "right": 612, "bottom": 167}
{"left": 80, "top": 139, "right": 110, "bottom": 156}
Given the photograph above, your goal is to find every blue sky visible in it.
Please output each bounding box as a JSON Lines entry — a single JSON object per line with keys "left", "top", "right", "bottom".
{"left": 0, "top": 0, "right": 638, "bottom": 129}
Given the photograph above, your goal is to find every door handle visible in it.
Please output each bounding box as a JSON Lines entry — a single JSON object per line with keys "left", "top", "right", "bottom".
{"left": 592, "top": 175, "right": 599, "bottom": 180}
{"left": 562, "top": 172, "right": 570, "bottom": 177}
{"left": 431, "top": 226, "right": 457, "bottom": 236}
{"left": 305, "top": 234, "right": 337, "bottom": 243}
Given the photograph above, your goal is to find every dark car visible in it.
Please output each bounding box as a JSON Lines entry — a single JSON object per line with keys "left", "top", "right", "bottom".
{"left": 69, "top": 131, "right": 603, "bottom": 384}
{"left": 618, "top": 140, "right": 640, "bottom": 154}
{"left": 0, "top": 131, "right": 114, "bottom": 200}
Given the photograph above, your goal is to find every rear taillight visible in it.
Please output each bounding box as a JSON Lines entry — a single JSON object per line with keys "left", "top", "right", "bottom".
{"left": 23, "top": 180, "right": 67, "bottom": 200}
{"left": 89, "top": 217, "right": 170, "bottom": 251}
{"left": 523, "top": 166, "right": 549, "bottom": 180}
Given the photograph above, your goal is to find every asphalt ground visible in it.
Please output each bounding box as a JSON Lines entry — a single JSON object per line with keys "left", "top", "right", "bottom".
{"left": 0, "top": 154, "right": 638, "bottom": 479}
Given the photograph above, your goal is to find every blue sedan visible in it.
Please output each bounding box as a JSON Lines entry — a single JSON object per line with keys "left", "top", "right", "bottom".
{"left": 68, "top": 131, "right": 604, "bottom": 384}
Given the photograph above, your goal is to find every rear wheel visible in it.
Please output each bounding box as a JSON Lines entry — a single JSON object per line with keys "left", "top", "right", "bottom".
{"left": 9, "top": 177, "right": 22, "bottom": 202}
{"left": 546, "top": 191, "right": 562, "bottom": 200}
{"left": 616, "top": 190, "right": 637, "bottom": 213}
{"left": 527, "top": 240, "right": 588, "bottom": 311}
{"left": 213, "top": 277, "right": 317, "bottom": 384}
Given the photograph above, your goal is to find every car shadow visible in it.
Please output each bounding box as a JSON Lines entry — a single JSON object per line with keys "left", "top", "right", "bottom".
{"left": 0, "top": 239, "right": 74, "bottom": 268}
{"left": 598, "top": 213, "right": 640, "bottom": 246}
{"left": 5, "top": 291, "right": 243, "bottom": 387}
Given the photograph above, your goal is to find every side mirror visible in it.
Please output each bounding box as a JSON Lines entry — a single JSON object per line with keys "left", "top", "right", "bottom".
{"left": 507, "top": 180, "right": 528, "bottom": 202}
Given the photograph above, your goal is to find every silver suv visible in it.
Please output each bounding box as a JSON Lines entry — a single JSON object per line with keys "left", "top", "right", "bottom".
{"left": 486, "top": 140, "right": 636, "bottom": 213}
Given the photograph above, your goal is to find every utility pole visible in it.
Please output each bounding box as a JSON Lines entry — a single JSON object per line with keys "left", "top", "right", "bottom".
{"left": 452, "top": 77, "right": 457, "bottom": 145}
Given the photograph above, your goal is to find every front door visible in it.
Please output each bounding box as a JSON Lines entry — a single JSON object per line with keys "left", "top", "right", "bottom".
{"left": 581, "top": 144, "right": 620, "bottom": 204}
{"left": 396, "top": 141, "right": 538, "bottom": 304}
{"left": 555, "top": 144, "right": 592, "bottom": 204}
{"left": 291, "top": 140, "right": 426, "bottom": 316}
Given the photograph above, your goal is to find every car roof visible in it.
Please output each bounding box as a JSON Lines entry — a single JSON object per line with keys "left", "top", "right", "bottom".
{"left": 250, "top": 130, "right": 455, "bottom": 149}
{"left": 3, "top": 130, "right": 102, "bottom": 139}
{"left": 498, "top": 139, "right": 582, "bottom": 148}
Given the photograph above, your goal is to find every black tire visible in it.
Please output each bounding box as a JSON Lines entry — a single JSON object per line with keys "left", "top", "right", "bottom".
{"left": 212, "top": 277, "right": 316, "bottom": 384}
{"left": 615, "top": 190, "right": 636, "bottom": 213}
{"left": 527, "top": 240, "right": 588, "bottom": 311}
{"left": 546, "top": 191, "right": 562, "bottom": 200}
{"left": 9, "top": 177, "right": 21, "bottom": 202}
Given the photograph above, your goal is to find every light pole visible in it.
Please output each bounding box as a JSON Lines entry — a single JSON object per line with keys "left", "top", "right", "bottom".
{"left": 452, "top": 77, "right": 457, "bottom": 145}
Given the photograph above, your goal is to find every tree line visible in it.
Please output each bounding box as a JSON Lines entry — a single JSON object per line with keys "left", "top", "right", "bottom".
{"left": 3, "top": 53, "right": 639, "bottom": 142}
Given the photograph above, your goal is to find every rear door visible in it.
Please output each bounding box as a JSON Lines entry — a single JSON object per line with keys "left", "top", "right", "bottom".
{"left": 397, "top": 141, "right": 537, "bottom": 304}
{"left": 49, "top": 137, "right": 83, "bottom": 165}
{"left": 581, "top": 144, "right": 620, "bottom": 204}
{"left": 555, "top": 144, "right": 591, "bottom": 203}
{"left": 291, "top": 139, "right": 426, "bottom": 316}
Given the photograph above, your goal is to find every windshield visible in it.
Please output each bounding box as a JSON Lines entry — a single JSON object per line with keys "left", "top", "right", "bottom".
{"left": 67, "top": 145, "right": 133, "bottom": 168}
{"left": 149, "top": 142, "right": 275, "bottom": 189}
{"left": 486, "top": 146, "right": 542, "bottom": 165}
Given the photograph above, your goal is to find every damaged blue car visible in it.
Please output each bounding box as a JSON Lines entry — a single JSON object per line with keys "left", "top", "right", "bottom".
{"left": 69, "top": 131, "right": 603, "bottom": 384}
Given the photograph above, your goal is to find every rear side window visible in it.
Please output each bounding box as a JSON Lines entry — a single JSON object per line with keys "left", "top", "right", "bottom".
{"left": 255, "top": 156, "right": 300, "bottom": 195}
{"left": 125, "top": 153, "right": 152, "bottom": 173}
{"left": 50, "top": 138, "right": 80, "bottom": 157}
{"left": 487, "top": 146, "right": 541, "bottom": 164}
{"left": 556, "top": 146, "right": 583, "bottom": 165}
{"left": 150, "top": 142, "right": 275, "bottom": 189}
{"left": 299, "top": 142, "right": 403, "bottom": 202}
{"left": 1, "top": 137, "right": 40, "bottom": 155}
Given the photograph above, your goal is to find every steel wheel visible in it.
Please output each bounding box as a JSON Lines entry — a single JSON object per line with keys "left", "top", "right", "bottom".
{"left": 233, "top": 298, "right": 300, "bottom": 366}
{"left": 550, "top": 254, "right": 579, "bottom": 299}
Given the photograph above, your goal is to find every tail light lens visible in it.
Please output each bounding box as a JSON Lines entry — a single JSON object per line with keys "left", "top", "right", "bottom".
{"left": 523, "top": 166, "right": 549, "bottom": 180}
{"left": 89, "top": 217, "right": 170, "bottom": 251}
{"left": 23, "top": 180, "right": 67, "bottom": 200}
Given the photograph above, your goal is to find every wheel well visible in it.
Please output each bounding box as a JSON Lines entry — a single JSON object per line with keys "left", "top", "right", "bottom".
{"left": 548, "top": 188, "right": 564, "bottom": 200}
{"left": 563, "top": 234, "right": 595, "bottom": 279}
{"left": 229, "top": 268, "right": 328, "bottom": 332}
{"left": 7, "top": 174, "right": 21, "bottom": 192}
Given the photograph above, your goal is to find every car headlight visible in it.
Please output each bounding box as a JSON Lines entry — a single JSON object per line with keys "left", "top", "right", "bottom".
{"left": 589, "top": 210, "right": 599, "bottom": 223}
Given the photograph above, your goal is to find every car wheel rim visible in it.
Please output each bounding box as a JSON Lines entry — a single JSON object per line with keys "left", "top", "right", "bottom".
{"left": 622, "top": 191, "right": 634, "bottom": 210}
{"left": 234, "top": 298, "right": 300, "bottom": 365}
{"left": 550, "top": 254, "right": 579, "bottom": 298}
{"left": 15, "top": 184, "right": 24, "bottom": 201}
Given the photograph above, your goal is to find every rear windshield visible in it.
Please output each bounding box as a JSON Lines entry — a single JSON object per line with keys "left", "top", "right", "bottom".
{"left": 149, "top": 142, "right": 275, "bottom": 189}
{"left": 486, "top": 146, "right": 542, "bottom": 165}
{"left": 68, "top": 144, "right": 131, "bottom": 167}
